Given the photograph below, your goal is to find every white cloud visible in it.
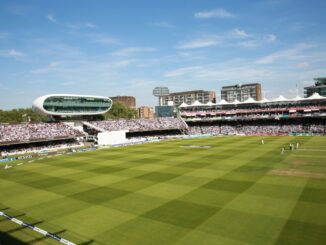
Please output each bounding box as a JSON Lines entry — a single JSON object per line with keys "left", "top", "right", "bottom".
{"left": 162, "top": 62, "right": 275, "bottom": 88}
{"left": 230, "top": 28, "right": 250, "bottom": 39}
{"left": 0, "top": 49, "right": 24, "bottom": 58}
{"left": 161, "top": 56, "right": 324, "bottom": 95}
{"left": 255, "top": 43, "right": 313, "bottom": 64}
{"left": 176, "top": 29, "right": 279, "bottom": 50}
{"left": 264, "top": 34, "right": 277, "bottom": 43}
{"left": 301, "top": 80, "right": 314, "bottom": 86}
{"left": 49, "top": 61, "right": 61, "bottom": 67}
{"left": 31, "top": 61, "right": 61, "bottom": 74}
{"left": 194, "top": 8, "right": 236, "bottom": 19}
{"left": 176, "top": 28, "right": 256, "bottom": 50}
{"left": 151, "top": 21, "right": 174, "bottom": 28}
{"left": 112, "top": 47, "right": 156, "bottom": 56}
{"left": 61, "top": 81, "right": 76, "bottom": 86}
{"left": 8, "top": 49, "right": 24, "bottom": 57}
{"left": 47, "top": 14, "right": 56, "bottom": 23}
{"left": 85, "top": 23, "right": 97, "bottom": 28}
{"left": 164, "top": 66, "right": 202, "bottom": 77}
{"left": 239, "top": 40, "right": 258, "bottom": 48}
{"left": 234, "top": 32, "right": 276, "bottom": 48}
{"left": 177, "top": 36, "right": 220, "bottom": 49}
{"left": 296, "top": 62, "right": 309, "bottom": 68}
{"left": 111, "top": 59, "right": 138, "bottom": 67}
{"left": 67, "top": 22, "right": 97, "bottom": 29}
{"left": 88, "top": 33, "right": 116, "bottom": 45}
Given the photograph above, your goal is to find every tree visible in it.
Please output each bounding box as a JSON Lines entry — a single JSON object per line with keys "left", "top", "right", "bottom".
{"left": 0, "top": 108, "right": 47, "bottom": 123}
{"left": 104, "top": 102, "right": 138, "bottom": 120}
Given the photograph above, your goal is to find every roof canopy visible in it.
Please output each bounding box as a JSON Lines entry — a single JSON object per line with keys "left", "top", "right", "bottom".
{"left": 205, "top": 101, "right": 215, "bottom": 106}
{"left": 306, "top": 92, "right": 325, "bottom": 100}
{"left": 192, "top": 100, "right": 202, "bottom": 106}
{"left": 292, "top": 95, "right": 303, "bottom": 101}
{"left": 243, "top": 97, "right": 257, "bottom": 103}
{"left": 180, "top": 93, "right": 326, "bottom": 108}
{"left": 260, "top": 98, "right": 270, "bottom": 103}
{"left": 179, "top": 102, "right": 189, "bottom": 108}
{"left": 233, "top": 99, "right": 240, "bottom": 104}
{"left": 272, "top": 95, "right": 288, "bottom": 102}
{"left": 217, "top": 99, "right": 229, "bottom": 105}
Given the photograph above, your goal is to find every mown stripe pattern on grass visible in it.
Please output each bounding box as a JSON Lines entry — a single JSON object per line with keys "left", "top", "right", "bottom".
{"left": 0, "top": 136, "right": 325, "bottom": 245}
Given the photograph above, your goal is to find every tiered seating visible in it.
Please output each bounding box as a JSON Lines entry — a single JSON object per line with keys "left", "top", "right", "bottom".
{"left": 89, "top": 118, "right": 187, "bottom": 132}
{"left": 188, "top": 123, "right": 325, "bottom": 136}
{"left": 0, "top": 123, "right": 83, "bottom": 145}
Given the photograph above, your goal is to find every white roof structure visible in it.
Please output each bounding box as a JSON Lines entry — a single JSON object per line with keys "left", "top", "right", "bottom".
{"left": 217, "top": 99, "right": 229, "bottom": 105}
{"left": 292, "top": 95, "right": 303, "bottom": 101}
{"left": 179, "top": 102, "right": 189, "bottom": 108}
{"left": 179, "top": 92, "right": 326, "bottom": 108}
{"left": 243, "top": 97, "right": 258, "bottom": 103}
{"left": 272, "top": 95, "right": 288, "bottom": 102}
{"left": 267, "top": 93, "right": 325, "bottom": 103}
{"left": 233, "top": 99, "right": 240, "bottom": 104}
{"left": 192, "top": 100, "right": 203, "bottom": 106}
{"left": 205, "top": 101, "right": 215, "bottom": 106}
{"left": 305, "top": 92, "right": 325, "bottom": 100}
{"left": 259, "top": 98, "right": 270, "bottom": 103}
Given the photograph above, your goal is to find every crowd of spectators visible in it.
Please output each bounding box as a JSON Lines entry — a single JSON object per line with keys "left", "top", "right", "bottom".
{"left": 89, "top": 118, "right": 187, "bottom": 132}
{"left": 188, "top": 123, "right": 325, "bottom": 136}
{"left": 309, "top": 124, "right": 326, "bottom": 134}
{"left": 0, "top": 123, "right": 83, "bottom": 145}
{"left": 0, "top": 139, "right": 82, "bottom": 156}
{"left": 1, "top": 119, "right": 324, "bottom": 155}
{"left": 181, "top": 105, "right": 326, "bottom": 115}
{"left": 181, "top": 106, "right": 326, "bottom": 121}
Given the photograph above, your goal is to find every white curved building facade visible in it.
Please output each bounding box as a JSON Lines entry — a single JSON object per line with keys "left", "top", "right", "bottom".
{"left": 32, "top": 94, "right": 112, "bottom": 117}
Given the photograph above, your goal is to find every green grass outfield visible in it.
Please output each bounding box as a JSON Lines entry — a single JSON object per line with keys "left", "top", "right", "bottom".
{"left": 0, "top": 136, "right": 325, "bottom": 245}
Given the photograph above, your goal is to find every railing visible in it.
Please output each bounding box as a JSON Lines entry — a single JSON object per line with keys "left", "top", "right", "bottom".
{"left": 184, "top": 113, "right": 326, "bottom": 122}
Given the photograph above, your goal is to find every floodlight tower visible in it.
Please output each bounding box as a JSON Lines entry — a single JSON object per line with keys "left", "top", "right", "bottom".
{"left": 153, "top": 87, "right": 170, "bottom": 106}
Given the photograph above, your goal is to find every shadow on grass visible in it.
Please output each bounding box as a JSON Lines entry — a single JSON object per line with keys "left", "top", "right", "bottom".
{"left": 28, "top": 229, "right": 66, "bottom": 244}
{"left": 0, "top": 231, "right": 27, "bottom": 245}
{"left": 0, "top": 206, "right": 96, "bottom": 245}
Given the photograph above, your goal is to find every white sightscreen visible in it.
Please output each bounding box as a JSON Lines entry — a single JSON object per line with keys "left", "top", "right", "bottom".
{"left": 97, "top": 130, "right": 127, "bottom": 145}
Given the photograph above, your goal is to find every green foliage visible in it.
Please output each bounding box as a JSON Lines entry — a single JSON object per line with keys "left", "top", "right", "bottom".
{"left": 0, "top": 108, "right": 47, "bottom": 123}
{"left": 105, "top": 102, "right": 138, "bottom": 120}
{"left": 0, "top": 103, "right": 137, "bottom": 123}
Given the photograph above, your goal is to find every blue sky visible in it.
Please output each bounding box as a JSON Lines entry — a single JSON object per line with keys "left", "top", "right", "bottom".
{"left": 1, "top": 0, "right": 326, "bottom": 109}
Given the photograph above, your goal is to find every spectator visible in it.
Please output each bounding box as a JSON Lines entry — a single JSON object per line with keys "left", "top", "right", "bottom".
{"left": 89, "top": 118, "right": 187, "bottom": 132}
{"left": 0, "top": 123, "right": 83, "bottom": 144}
